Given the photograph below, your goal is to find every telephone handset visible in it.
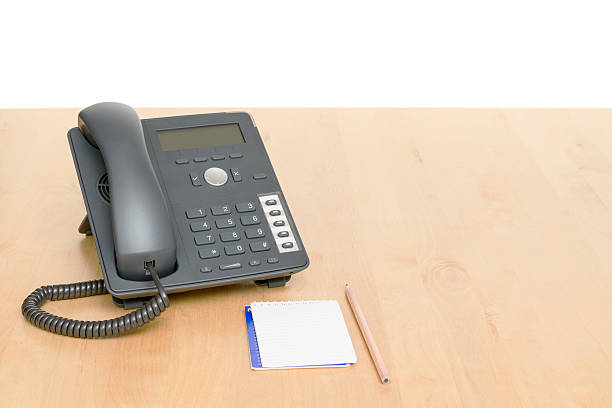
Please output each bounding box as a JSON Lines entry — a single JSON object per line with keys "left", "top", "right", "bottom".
{"left": 78, "top": 103, "right": 176, "bottom": 279}
{"left": 22, "top": 103, "right": 309, "bottom": 338}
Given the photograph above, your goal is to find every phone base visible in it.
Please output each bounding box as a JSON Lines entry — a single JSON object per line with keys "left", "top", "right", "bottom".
{"left": 112, "top": 295, "right": 153, "bottom": 310}
{"left": 254, "top": 275, "right": 291, "bottom": 288}
{"left": 78, "top": 214, "right": 92, "bottom": 236}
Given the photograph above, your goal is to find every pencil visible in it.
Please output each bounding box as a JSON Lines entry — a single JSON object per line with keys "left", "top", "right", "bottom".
{"left": 345, "top": 284, "right": 390, "bottom": 384}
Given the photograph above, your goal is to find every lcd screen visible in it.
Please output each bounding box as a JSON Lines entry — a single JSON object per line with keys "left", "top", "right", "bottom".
{"left": 158, "top": 124, "right": 245, "bottom": 151}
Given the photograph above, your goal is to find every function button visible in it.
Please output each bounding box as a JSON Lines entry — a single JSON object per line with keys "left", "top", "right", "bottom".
{"left": 265, "top": 199, "right": 277, "bottom": 206}
{"left": 189, "top": 172, "right": 203, "bottom": 186}
{"left": 230, "top": 168, "right": 242, "bottom": 182}
{"left": 211, "top": 205, "right": 232, "bottom": 215}
{"left": 267, "top": 257, "right": 279, "bottom": 264}
{"left": 281, "top": 242, "right": 294, "bottom": 249}
{"left": 273, "top": 220, "right": 285, "bottom": 227}
{"left": 175, "top": 158, "right": 189, "bottom": 164}
{"left": 211, "top": 154, "right": 225, "bottom": 161}
{"left": 245, "top": 227, "right": 265, "bottom": 239}
{"left": 229, "top": 153, "right": 243, "bottom": 159}
{"left": 194, "top": 233, "right": 215, "bottom": 245}
{"left": 199, "top": 247, "right": 220, "bottom": 259}
{"left": 215, "top": 217, "right": 236, "bottom": 229}
{"left": 200, "top": 266, "right": 213, "bottom": 273}
{"left": 190, "top": 220, "right": 211, "bottom": 232}
{"left": 236, "top": 201, "right": 256, "bottom": 213}
{"left": 204, "top": 167, "right": 228, "bottom": 186}
{"left": 220, "top": 230, "right": 240, "bottom": 242}
{"left": 277, "top": 231, "right": 289, "bottom": 238}
{"left": 186, "top": 208, "right": 206, "bottom": 219}
{"left": 240, "top": 215, "right": 261, "bottom": 226}
{"left": 249, "top": 259, "right": 261, "bottom": 267}
{"left": 225, "top": 244, "right": 246, "bottom": 256}
{"left": 269, "top": 210, "right": 281, "bottom": 216}
{"left": 194, "top": 156, "right": 207, "bottom": 162}
{"left": 220, "top": 262, "right": 241, "bottom": 271}
{"left": 253, "top": 173, "right": 267, "bottom": 180}
{"left": 250, "top": 240, "right": 271, "bottom": 252}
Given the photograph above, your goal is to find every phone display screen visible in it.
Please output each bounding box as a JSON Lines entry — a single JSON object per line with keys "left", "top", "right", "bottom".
{"left": 157, "top": 124, "right": 245, "bottom": 151}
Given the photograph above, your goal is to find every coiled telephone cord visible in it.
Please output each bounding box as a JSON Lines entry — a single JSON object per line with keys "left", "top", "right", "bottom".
{"left": 21, "top": 264, "right": 169, "bottom": 338}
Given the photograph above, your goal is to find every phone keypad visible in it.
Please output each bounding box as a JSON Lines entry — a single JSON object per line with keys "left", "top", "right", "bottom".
{"left": 186, "top": 195, "right": 299, "bottom": 273}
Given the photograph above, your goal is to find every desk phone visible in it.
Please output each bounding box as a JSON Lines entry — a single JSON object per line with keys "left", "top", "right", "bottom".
{"left": 21, "top": 103, "right": 309, "bottom": 338}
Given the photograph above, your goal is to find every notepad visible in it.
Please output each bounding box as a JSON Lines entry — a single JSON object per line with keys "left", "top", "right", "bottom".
{"left": 245, "top": 301, "right": 357, "bottom": 370}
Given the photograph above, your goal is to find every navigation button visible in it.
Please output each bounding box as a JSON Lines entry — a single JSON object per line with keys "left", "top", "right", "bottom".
{"left": 267, "top": 257, "right": 279, "bottom": 264}
{"left": 211, "top": 154, "right": 225, "bottom": 161}
{"left": 200, "top": 266, "right": 212, "bottom": 273}
{"left": 253, "top": 173, "right": 267, "bottom": 180}
{"left": 194, "top": 157, "right": 207, "bottom": 162}
{"left": 204, "top": 167, "right": 228, "bottom": 186}
{"left": 249, "top": 259, "right": 261, "bottom": 267}
{"left": 175, "top": 158, "right": 189, "bottom": 164}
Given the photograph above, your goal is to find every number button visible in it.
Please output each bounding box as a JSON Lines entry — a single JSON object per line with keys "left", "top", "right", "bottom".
{"left": 236, "top": 201, "right": 256, "bottom": 213}
{"left": 245, "top": 228, "right": 265, "bottom": 239}
{"left": 225, "top": 244, "right": 245, "bottom": 256}
{"left": 194, "top": 233, "right": 215, "bottom": 245}
{"left": 220, "top": 231, "right": 240, "bottom": 242}
{"left": 215, "top": 217, "right": 235, "bottom": 228}
{"left": 186, "top": 208, "right": 206, "bottom": 219}
{"left": 190, "top": 220, "right": 210, "bottom": 232}
{"left": 240, "top": 215, "right": 260, "bottom": 226}
{"left": 211, "top": 205, "right": 231, "bottom": 215}
{"left": 250, "top": 240, "right": 271, "bottom": 252}
{"left": 199, "top": 248, "right": 220, "bottom": 259}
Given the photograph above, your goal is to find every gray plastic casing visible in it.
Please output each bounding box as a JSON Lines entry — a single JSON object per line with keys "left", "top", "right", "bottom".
{"left": 68, "top": 111, "right": 309, "bottom": 298}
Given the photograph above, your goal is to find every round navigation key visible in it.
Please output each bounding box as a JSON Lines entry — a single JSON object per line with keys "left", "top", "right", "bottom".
{"left": 204, "top": 167, "right": 228, "bottom": 186}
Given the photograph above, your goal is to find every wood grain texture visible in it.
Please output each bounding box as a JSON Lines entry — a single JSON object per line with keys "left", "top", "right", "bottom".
{"left": 1, "top": 108, "right": 611, "bottom": 407}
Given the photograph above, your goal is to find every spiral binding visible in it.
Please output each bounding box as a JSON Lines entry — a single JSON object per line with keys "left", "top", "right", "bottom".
{"left": 21, "top": 265, "right": 169, "bottom": 338}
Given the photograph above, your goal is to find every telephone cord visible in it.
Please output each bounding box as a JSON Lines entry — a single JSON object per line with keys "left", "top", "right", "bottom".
{"left": 21, "top": 264, "right": 169, "bottom": 338}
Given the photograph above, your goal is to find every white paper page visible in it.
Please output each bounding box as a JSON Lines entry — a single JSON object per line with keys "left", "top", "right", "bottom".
{"left": 250, "top": 300, "right": 357, "bottom": 368}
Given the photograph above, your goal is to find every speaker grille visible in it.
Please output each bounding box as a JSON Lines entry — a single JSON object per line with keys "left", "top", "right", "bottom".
{"left": 97, "top": 173, "right": 110, "bottom": 204}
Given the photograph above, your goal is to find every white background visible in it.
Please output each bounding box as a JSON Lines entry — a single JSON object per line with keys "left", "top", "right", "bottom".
{"left": 1, "top": 0, "right": 610, "bottom": 107}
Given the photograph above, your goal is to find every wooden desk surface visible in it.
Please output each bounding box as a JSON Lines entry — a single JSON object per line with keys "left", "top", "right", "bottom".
{"left": 1, "top": 108, "right": 611, "bottom": 407}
